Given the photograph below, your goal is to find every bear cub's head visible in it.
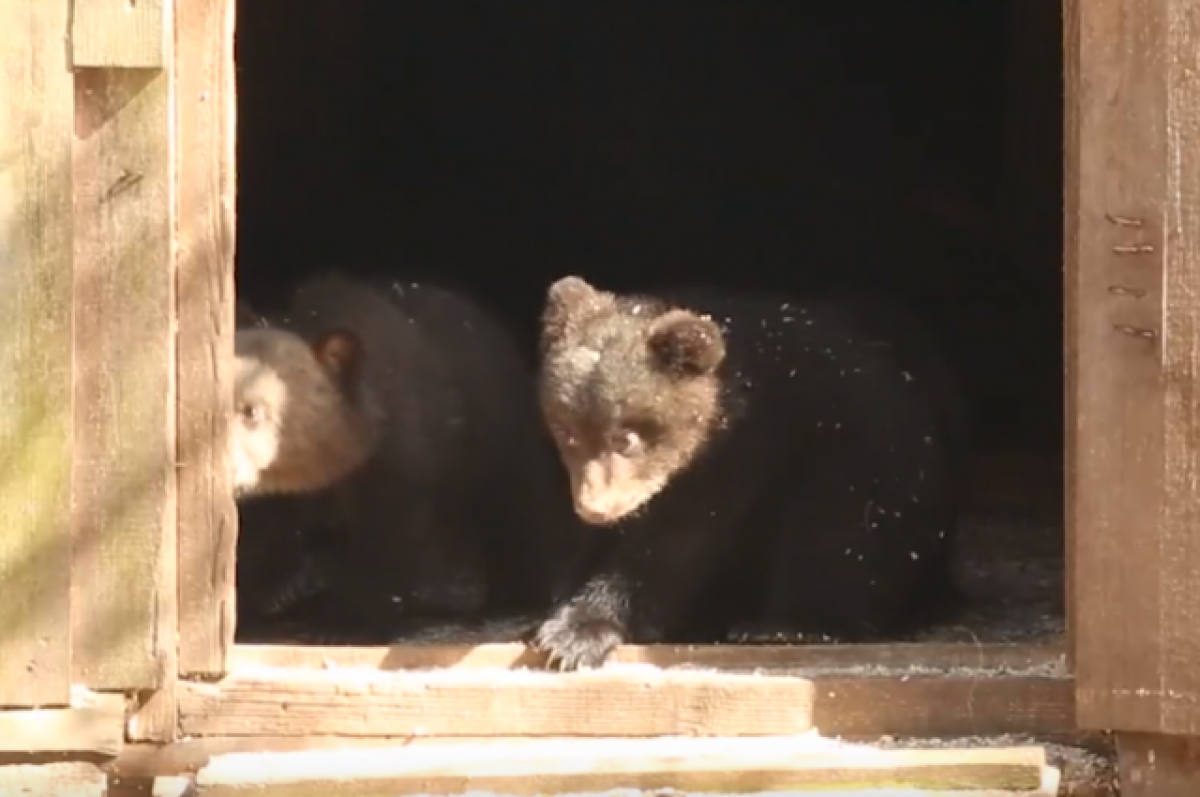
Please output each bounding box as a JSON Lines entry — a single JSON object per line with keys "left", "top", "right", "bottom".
{"left": 232, "top": 326, "right": 380, "bottom": 498}
{"left": 538, "top": 276, "right": 726, "bottom": 526}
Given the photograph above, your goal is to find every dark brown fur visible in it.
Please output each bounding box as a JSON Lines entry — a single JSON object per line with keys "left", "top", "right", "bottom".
{"left": 235, "top": 492, "right": 341, "bottom": 639}
{"left": 532, "top": 276, "right": 965, "bottom": 669}
{"left": 233, "top": 274, "right": 578, "bottom": 640}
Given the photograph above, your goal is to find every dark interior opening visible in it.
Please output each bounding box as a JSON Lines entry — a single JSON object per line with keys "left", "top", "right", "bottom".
{"left": 234, "top": 0, "right": 1066, "bottom": 647}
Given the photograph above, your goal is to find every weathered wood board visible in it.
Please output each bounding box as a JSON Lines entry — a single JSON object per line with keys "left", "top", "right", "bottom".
{"left": 0, "top": 0, "right": 76, "bottom": 709}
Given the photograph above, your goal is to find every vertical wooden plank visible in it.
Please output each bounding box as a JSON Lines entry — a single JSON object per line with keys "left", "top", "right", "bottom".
{"left": 1157, "top": 0, "right": 1200, "bottom": 737}
{"left": 1062, "top": 0, "right": 1079, "bottom": 676}
{"left": 71, "top": 60, "right": 175, "bottom": 688}
{"left": 176, "top": 0, "right": 237, "bottom": 677}
{"left": 1070, "top": 0, "right": 1167, "bottom": 732}
{"left": 0, "top": 0, "right": 75, "bottom": 707}
{"left": 1071, "top": 0, "right": 1200, "bottom": 734}
{"left": 71, "top": 0, "right": 166, "bottom": 69}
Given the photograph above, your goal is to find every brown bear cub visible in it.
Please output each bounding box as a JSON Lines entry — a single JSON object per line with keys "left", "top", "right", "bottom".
{"left": 533, "top": 276, "right": 966, "bottom": 670}
{"left": 233, "top": 298, "right": 345, "bottom": 639}
{"left": 232, "top": 274, "right": 578, "bottom": 641}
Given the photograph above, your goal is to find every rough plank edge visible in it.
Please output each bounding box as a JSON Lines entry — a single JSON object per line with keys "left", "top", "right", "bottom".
{"left": 1155, "top": 0, "right": 1200, "bottom": 740}
{"left": 230, "top": 640, "right": 1067, "bottom": 675}
{"left": 1062, "top": 0, "right": 1081, "bottom": 681}
{"left": 70, "top": 0, "right": 167, "bottom": 69}
{"left": 0, "top": 691, "right": 125, "bottom": 756}
{"left": 0, "top": 761, "right": 106, "bottom": 795}
{"left": 148, "top": 1, "right": 181, "bottom": 730}
{"left": 192, "top": 740, "right": 1047, "bottom": 796}
{"left": 127, "top": 686, "right": 178, "bottom": 744}
{"left": 178, "top": 668, "right": 1074, "bottom": 739}
{"left": 71, "top": 63, "right": 178, "bottom": 694}
{"left": 176, "top": 0, "right": 238, "bottom": 679}
{"left": 135, "top": 0, "right": 181, "bottom": 733}
{"left": 0, "top": 0, "right": 75, "bottom": 709}
{"left": 104, "top": 733, "right": 1105, "bottom": 779}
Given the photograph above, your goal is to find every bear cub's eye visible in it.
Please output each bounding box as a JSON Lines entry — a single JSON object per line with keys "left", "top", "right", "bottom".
{"left": 240, "top": 402, "right": 266, "bottom": 428}
{"left": 608, "top": 429, "right": 644, "bottom": 457}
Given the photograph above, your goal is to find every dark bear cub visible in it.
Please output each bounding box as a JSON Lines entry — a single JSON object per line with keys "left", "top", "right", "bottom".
{"left": 533, "top": 276, "right": 965, "bottom": 670}
{"left": 231, "top": 274, "right": 578, "bottom": 640}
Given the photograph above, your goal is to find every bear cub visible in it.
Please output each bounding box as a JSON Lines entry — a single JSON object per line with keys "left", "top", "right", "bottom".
{"left": 533, "top": 276, "right": 966, "bottom": 670}
{"left": 234, "top": 491, "right": 346, "bottom": 641}
{"left": 232, "top": 273, "right": 578, "bottom": 640}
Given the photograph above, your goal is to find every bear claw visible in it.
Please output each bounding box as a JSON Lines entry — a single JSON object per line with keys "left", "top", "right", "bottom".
{"left": 534, "top": 604, "right": 624, "bottom": 671}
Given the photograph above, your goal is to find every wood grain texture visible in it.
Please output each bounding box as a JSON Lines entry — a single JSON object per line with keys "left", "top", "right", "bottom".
{"left": 1070, "top": 0, "right": 1200, "bottom": 735}
{"left": 72, "top": 67, "right": 175, "bottom": 692}
{"left": 133, "top": 1, "right": 181, "bottom": 741}
{"left": 1157, "top": 0, "right": 1200, "bottom": 737}
{"left": 178, "top": 667, "right": 1073, "bottom": 739}
{"left": 0, "top": 0, "right": 75, "bottom": 708}
{"left": 193, "top": 740, "right": 1050, "bottom": 796}
{"left": 109, "top": 733, "right": 1115, "bottom": 781}
{"left": 176, "top": 0, "right": 237, "bottom": 678}
{"left": 0, "top": 689, "right": 125, "bottom": 756}
{"left": 0, "top": 762, "right": 105, "bottom": 796}
{"left": 71, "top": 0, "right": 166, "bottom": 69}
{"left": 127, "top": 683, "right": 179, "bottom": 744}
{"left": 1063, "top": 0, "right": 1081, "bottom": 677}
{"left": 110, "top": 733, "right": 1122, "bottom": 789}
{"left": 230, "top": 640, "right": 1067, "bottom": 674}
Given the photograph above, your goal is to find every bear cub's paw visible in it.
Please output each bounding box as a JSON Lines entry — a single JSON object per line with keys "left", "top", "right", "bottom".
{"left": 534, "top": 602, "right": 625, "bottom": 671}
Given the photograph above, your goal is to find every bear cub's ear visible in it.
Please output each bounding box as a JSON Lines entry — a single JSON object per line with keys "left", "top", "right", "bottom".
{"left": 547, "top": 276, "right": 624, "bottom": 343}
{"left": 646, "top": 310, "right": 725, "bottom": 377}
{"left": 546, "top": 276, "right": 600, "bottom": 312}
{"left": 542, "top": 276, "right": 608, "bottom": 350}
{"left": 312, "top": 329, "right": 365, "bottom": 391}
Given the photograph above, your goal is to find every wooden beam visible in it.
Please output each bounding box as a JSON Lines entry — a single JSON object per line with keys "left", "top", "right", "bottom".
{"left": 1065, "top": 0, "right": 1164, "bottom": 725}
{"left": 176, "top": 0, "right": 238, "bottom": 680}
{"left": 72, "top": 66, "right": 175, "bottom": 693}
{"left": 1117, "top": 732, "right": 1200, "bottom": 797}
{"left": 231, "top": 640, "right": 1067, "bottom": 674}
{"left": 181, "top": 667, "right": 815, "bottom": 738}
{"left": 178, "top": 666, "right": 1073, "bottom": 739}
{"left": 94, "top": 735, "right": 1115, "bottom": 797}
{"left": 1063, "top": 0, "right": 1081, "bottom": 678}
{"left": 127, "top": 685, "right": 179, "bottom": 744}
{"left": 128, "top": 15, "right": 181, "bottom": 723}
{"left": 0, "top": 689, "right": 125, "bottom": 756}
{"left": 0, "top": 762, "right": 105, "bottom": 796}
{"left": 193, "top": 739, "right": 1051, "bottom": 796}
{"left": 1155, "top": 0, "right": 1200, "bottom": 737}
{"left": 0, "top": 0, "right": 75, "bottom": 708}
{"left": 71, "top": 0, "right": 167, "bottom": 69}
{"left": 1070, "top": 0, "right": 1200, "bottom": 735}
